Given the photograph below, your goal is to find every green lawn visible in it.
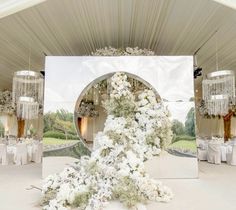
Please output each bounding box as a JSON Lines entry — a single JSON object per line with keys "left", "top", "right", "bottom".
{"left": 43, "top": 138, "right": 79, "bottom": 145}
{"left": 169, "top": 140, "right": 197, "bottom": 153}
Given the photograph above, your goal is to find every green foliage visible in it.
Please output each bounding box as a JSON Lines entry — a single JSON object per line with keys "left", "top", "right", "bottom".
{"left": 40, "top": 189, "right": 57, "bottom": 206}
{"left": 43, "top": 138, "right": 78, "bottom": 145}
{"left": 43, "top": 112, "right": 57, "bottom": 133}
{"left": 104, "top": 96, "right": 136, "bottom": 118}
{"left": 43, "top": 139, "right": 91, "bottom": 158}
{"left": 55, "top": 109, "right": 74, "bottom": 122}
{"left": 85, "top": 161, "right": 100, "bottom": 175}
{"left": 171, "top": 119, "right": 185, "bottom": 136}
{"left": 169, "top": 140, "right": 197, "bottom": 153}
{"left": 106, "top": 130, "right": 124, "bottom": 144}
{"left": 44, "top": 109, "right": 77, "bottom": 138}
{"left": 43, "top": 131, "right": 66, "bottom": 139}
{"left": 72, "top": 191, "right": 92, "bottom": 208}
{"left": 172, "top": 135, "right": 196, "bottom": 143}
{"left": 146, "top": 133, "right": 159, "bottom": 146}
{"left": 54, "top": 118, "right": 75, "bottom": 140}
{"left": 43, "top": 131, "right": 79, "bottom": 140}
{"left": 185, "top": 107, "right": 195, "bottom": 137}
{"left": 113, "top": 177, "right": 144, "bottom": 208}
{"left": 100, "top": 148, "right": 111, "bottom": 157}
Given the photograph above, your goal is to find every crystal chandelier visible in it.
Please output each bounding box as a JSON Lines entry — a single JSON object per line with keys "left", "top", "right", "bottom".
{"left": 202, "top": 70, "right": 235, "bottom": 116}
{"left": 13, "top": 70, "right": 44, "bottom": 120}
{"left": 16, "top": 96, "right": 39, "bottom": 119}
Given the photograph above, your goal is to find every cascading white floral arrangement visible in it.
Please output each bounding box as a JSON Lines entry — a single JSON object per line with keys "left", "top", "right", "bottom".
{"left": 42, "top": 72, "right": 173, "bottom": 210}
{"left": 0, "top": 90, "right": 15, "bottom": 115}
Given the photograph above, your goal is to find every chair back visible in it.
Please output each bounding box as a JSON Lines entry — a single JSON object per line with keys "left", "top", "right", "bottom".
{"left": 0, "top": 144, "right": 7, "bottom": 154}
{"left": 9, "top": 138, "right": 16, "bottom": 145}
{"left": 232, "top": 145, "right": 236, "bottom": 158}
{"left": 0, "top": 144, "right": 8, "bottom": 165}
{"left": 208, "top": 143, "right": 221, "bottom": 153}
{"left": 16, "top": 143, "right": 27, "bottom": 155}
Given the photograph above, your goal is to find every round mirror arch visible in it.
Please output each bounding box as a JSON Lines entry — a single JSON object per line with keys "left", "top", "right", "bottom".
{"left": 74, "top": 72, "right": 161, "bottom": 149}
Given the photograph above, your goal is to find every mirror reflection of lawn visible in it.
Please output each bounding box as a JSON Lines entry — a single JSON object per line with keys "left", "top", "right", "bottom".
{"left": 43, "top": 137, "right": 90, "bottom": 158}
{"left": 43, "top": 138, "right": 79, "bottom": 145}
{"left": 169, "top": 140, "right": 197, "bottom": 153}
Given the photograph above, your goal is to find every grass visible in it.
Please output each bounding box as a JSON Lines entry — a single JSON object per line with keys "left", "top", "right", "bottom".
{"left": 43, "top": 138, "right": 91, "bottom": 158}
{"left": 43, "top": 137, "right": 79, "bottom": 145}
{"left": 169, "top": 140, "right": 197, "bottom": 153}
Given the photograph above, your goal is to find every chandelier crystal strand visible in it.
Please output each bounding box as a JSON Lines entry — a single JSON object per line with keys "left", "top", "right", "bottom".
{"left": 93, "top": 86, "right": 99, "bottom": 105}
{"left": 17, "top": 97, "right": 39, "bottom": 119}
{"left": 202, "top": 70, "right": 235, "bottom": 116}
{"left": 12, "top": 70, "right": 44, "bottom": 120}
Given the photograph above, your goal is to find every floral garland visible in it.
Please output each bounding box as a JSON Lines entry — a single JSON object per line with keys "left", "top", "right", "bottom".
{"left": 91, "top": 46, "right": 155, "bottom": 56}
{"left": 42, "top": 72, "right": 173, "bottom": 210}
{"left": 0, "top": 90, "right": 15, "bottom": 115}
{"left": 77, "top": 100, "right": 99, "bottom": 117}
{"left": 197, "top": 99, "right": 236, "bottom": 118}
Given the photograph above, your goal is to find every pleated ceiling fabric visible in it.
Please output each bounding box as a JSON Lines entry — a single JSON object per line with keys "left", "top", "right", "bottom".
{"left": 0, "top": 0, "right": 236, "bottom": 90}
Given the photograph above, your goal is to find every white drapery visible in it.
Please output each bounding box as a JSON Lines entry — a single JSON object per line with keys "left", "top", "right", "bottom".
{"left": 196, "top": 113, "right": 236, "bottom": 137}
{"left": 0, "top": 114, "right": 17, "bottom": 136}
{"left": 0, "top": 114, "right": 43, "bottom": 138}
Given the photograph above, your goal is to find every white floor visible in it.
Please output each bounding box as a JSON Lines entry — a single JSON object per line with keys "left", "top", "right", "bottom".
{"left": 1, "top": 158, "right": 236, "bottom": 210}
{"left": 146, "top": 162, "right": 236, "bottom": 210}
{"left": 145, "top": 152, "right": 198, "bottom": 178}
{"left": 0, "top": 163, "right": 42, "bottom": 210}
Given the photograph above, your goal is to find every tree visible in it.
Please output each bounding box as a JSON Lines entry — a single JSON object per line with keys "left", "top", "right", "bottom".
{"left": 43, "top": 109, "right": 77, "bottom": 135}
{"left": 185, "top": 107, "right": 195, "bottom": 136}
{"left": 43, "top": 112, "right": 57, "bottom": 132}
{"left": 54, "top": 119, "right": 74, "bottom": 140}
{"left": 56, "top": 109, "right": 73, "bottom": 122}
{"left": 171, "top": 119, "right": 184, "bottom": 136}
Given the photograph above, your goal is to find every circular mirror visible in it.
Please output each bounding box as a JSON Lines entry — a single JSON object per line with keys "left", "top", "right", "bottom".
{"left": 74, "top": 72, "right": 161, "bottom": 149}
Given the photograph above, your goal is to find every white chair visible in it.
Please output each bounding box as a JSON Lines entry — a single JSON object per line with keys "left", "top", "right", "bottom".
{"left": 0, "top": 144, "right": 8, "bottom": 165}
{"left": 198, "top": 148, "right": 207, "bottom": 161}
{"left": 32, "top": 142, "right": 43, "bottom": 163}
{"left": 197, "top": 139, "right": 208, "bottom": 161}
{"left": 15, "top": 144, "right": 28, "bottom": 165}
{"left": 8, "top": 138, "right": 16, "bottom": 145}
{"left": 226, "top": 145, "right": 236, "bottom": 166}
{"left": 207, "top": 143, "right": 221, "bottom": 164}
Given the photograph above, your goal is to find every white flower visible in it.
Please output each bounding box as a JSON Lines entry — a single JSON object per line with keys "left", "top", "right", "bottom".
{"left": 42, "top": 72, "right": 173, "bottom": 210}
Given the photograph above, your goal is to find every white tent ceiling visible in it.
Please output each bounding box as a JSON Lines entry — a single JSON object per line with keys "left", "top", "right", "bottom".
{"left": 0, "top": 0, "right": 236, "bottom": 91}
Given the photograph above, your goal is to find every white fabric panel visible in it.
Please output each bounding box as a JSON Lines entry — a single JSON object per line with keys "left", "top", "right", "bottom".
{"left": 0, "top": 114, "right": 17, "bottom": 136}
{"left": 196, "top": 112, "right": 236, "bottom": 137}
{"left": 7, "top": 115, "right": 17, "bottom": 136}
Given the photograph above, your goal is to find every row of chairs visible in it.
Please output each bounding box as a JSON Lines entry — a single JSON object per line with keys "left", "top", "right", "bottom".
{"left": 198, "top": 143, "right": 236, "bottom": 165}
{"left": 0, "top": 143, "right": 43, "bottom": 165}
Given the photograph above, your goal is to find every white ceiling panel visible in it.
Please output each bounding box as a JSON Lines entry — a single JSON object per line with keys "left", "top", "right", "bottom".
{"left": 0, "top": 0, "right": 236, "bottom": 90}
